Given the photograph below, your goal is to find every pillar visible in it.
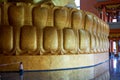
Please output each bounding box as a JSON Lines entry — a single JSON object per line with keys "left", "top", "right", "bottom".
{"left": 117, "top": 11, "right": 120, "bottom": 22}
{"left": 109, "top": 39, "right": 113, "bottom": 53}
{"left": 108, "top": 13, "right": 113, "bottom": 22}
{"left": 118, "top": 40, "right": 120, "bottom": 52}
{"left": 116, "top": 40, "right": 119, "bottom": 54}
{"left": 101, "top": 6, "right": 108, "bottom": 22}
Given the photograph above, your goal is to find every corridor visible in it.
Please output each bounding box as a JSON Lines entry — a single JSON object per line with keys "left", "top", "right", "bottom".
{"left": 110, "top": 56, "right": 120, "bottom": 80}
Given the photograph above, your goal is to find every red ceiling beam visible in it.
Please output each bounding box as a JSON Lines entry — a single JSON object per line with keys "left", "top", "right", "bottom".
{"left": 95, "top": 0, "right": 120, "bottom": 8}
{"left": 109, "top": 37, "right": 120, "bottom": 40}
{"left": 110, "top": 29, "right": 120, "bottom": 33}
{"left": 107, "top": 9, "right": 120, "bottom": 12}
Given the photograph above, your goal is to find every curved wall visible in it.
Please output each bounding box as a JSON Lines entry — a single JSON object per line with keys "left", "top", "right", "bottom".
{"left": 0, "top": 2, "right": 110, "bottom": 79}
{"left": 0, "top": 2, "right": 109, "bottom": 56}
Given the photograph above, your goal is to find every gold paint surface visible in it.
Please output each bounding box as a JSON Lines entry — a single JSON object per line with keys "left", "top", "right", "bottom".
{"left": 0, "top": 2, "right": 109, "bottom": 75}
{"left": 0, "top": 53, "right": 109, "bottom": 71}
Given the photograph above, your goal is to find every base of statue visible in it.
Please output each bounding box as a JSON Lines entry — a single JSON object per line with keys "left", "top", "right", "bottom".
{"left": 0, "top": 53, "right": 109, "bottom": 79}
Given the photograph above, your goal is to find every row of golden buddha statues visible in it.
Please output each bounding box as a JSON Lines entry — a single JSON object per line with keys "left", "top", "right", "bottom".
{"left": 0, "top": 2, "right": 109, "bottom": 55}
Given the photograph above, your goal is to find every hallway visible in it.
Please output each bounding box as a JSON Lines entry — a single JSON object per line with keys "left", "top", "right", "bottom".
{"left": 110, "top": 56, "right": 120, "bottom": 80}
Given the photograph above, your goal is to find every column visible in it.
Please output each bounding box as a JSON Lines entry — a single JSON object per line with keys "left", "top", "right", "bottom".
{"left": 101, "top": 6, "right": 107, "bottom": 22}
{"left": 116, "top": 40, "right": 118, "bottom": 53}
{"left": 117, "top": 11, "right": 120, "bottom": 22}
{"left": 108, "top": 13, "right": 113, "bottom": 22}
{"left": 109, "top": 39, "right": 113, "bottom": 53}
{"left": 118, "top": 40, "right": 120, "bottom": 53}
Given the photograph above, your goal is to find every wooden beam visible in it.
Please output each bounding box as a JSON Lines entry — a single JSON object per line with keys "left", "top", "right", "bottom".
{"left": 107, "top": 9, "right": 120, "bottom": 13}
{"left": 95, "top": 0, "right": 120, "bottom": 8}
{"left": 110, "top": 29, "right": 120, "bottom": 33}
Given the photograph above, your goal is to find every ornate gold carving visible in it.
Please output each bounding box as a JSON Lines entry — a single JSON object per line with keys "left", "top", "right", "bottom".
{"left": 8, "top": 4, "right": 24, "bottom": 26}
{"left": 43, "top": 27, "right": 58, "bottom": 54}
{"left": 63, "top": 28, "right": 76, "bottom": 54}
{"left": 20, "top": 26, "right": 37, "bottom": 53}
{"left": 32, "top": 6, "right": 48, "bottom": 28}
{"left": 0, "top": 2, "right": 109, "bottom": 55}
{"left": 54, "top": 7, "right": 68, "bottom": 29}
{"left": 0, "top": 26, "right": 13, "bottom": 54}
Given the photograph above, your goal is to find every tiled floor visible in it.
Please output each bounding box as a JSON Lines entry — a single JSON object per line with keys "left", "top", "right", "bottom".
{"left": 0, "top": 56, "right": 120, "bottom": 80}
{"left": 110, "top": 57, "right": 120, "bottom": 80}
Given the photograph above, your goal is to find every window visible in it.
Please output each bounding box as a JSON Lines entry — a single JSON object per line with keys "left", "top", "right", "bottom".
{"left": 112, "top": 18, "right": 117, "bottom": 22}
{"left": 113, "top": 41, "right": 117, "bottom": 54}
